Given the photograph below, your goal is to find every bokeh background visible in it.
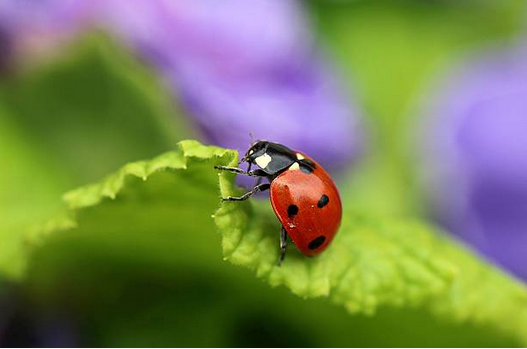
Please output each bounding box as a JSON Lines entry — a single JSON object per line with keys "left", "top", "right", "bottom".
{"left": 1, "top": 0, "right": 526, "bottom": 346}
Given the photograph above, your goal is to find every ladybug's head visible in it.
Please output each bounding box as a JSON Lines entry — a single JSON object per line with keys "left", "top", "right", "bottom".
{"left": 242, "top": 140, "right": 269, "bottom": 165}
{"left": 241, "top": 140, "right": 299, "bottom": 176}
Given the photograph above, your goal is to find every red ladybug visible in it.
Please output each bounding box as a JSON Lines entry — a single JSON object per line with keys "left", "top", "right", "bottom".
{"left": 215, "top": 140, "right": 342, "bottom": 265}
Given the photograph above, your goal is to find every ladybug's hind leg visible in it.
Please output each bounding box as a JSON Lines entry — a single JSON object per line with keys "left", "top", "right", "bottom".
{"left": 278, "top": 226, "right": 288, "bottom": 266}
{"left": 221, "top": 183, "right": 270, "bottom": 202}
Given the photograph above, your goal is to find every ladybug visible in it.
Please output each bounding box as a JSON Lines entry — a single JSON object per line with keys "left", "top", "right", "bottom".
{"left": 215, "top": 140, "right": 342, "bottom": 265}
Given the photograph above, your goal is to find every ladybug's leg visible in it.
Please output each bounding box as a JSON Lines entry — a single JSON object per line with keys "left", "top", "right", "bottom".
{"left": 214, "top": 165, "right": 267, "bottom": 177}
{"left": 221, "top": 183, "right": 270, "bottom": 202}
{"left": 278, "top": 226, "right": 288, "bottom": 266}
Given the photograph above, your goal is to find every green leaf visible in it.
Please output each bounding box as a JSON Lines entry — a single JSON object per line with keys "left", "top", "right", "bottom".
{"left": 214, "top": 145, "right": 527, "bottom": 345}
{"left": 28, "top": 140, "right": 237, "bottom": 254}
{"left": 0, "top": 108, "right": 66, "bottom": 278}
{"left": 21, "top": 140, "right": 527, "bottom": 346}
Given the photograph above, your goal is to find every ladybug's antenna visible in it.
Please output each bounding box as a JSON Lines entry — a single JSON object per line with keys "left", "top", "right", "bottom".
{"left": 239, "top": 132, "right": 255, "bottom": 166}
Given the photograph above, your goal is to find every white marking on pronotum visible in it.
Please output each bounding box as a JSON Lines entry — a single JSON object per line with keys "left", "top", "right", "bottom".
{"left": 255, "top": 153, "right": 272, "bottom": 168}
{"left": 288, "top": 163, "right": 300, "bottom": 171}
{"left": 296, "top": 153, "right": 305, "bottom": 160}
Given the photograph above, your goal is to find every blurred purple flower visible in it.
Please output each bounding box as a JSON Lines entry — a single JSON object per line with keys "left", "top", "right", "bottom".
{"left": 0, "top": 0, "right": 101, "bottom": 64}
{"left": 0, "top": 0, "right": 99, "bottom": 35}
{"left": 101, "top": 0, "right": 363, "bottom": 170}
{"left": 420, "top": 46, "right": 527, "bottom": 280}
{"left": 0, "top": 0, "right": 363, "bottom": 171}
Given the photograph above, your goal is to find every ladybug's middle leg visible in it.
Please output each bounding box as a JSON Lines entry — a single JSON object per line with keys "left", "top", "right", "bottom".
{"left": 221, "top": 183, "right": 270, "bottom": 202}
{"left": 278, "top": 226, "right": 288, "bottom": 266}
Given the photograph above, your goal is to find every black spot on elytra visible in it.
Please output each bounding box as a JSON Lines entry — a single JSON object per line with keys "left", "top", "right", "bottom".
{"left": 287, "top": 205, "right": 299, "bottom": 217}
{"left": 317, "top": 194, "right": 329, "bottom": 208}
{"left": 308, "top": 236, "right": 326, "bottom": 250}
{"left": 299, "top": 159, "right": 316, "bottom": 174}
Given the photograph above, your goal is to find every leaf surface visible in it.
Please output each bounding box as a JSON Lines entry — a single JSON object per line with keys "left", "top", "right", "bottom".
{"left": 18, "top": 140, "right": 527, "bottom": 345}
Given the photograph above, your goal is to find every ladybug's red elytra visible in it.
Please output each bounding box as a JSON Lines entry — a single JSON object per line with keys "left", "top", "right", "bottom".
{"left": 215, "top": 140, "right": 342, "bottom": 265}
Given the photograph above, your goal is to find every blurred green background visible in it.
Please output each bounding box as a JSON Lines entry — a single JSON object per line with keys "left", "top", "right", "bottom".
{"left": 0, "top": 0, "right": 526, "bottom": 347}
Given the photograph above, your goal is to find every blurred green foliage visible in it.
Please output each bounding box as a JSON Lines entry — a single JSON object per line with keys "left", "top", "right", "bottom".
{"left": 309, "top": 0, "right": 526, "bottom": 217}
{"left": 0, "top": 36, "right": 194, "bottom": 278}
{"left": 1, "top": 1, "right": 526, "bottom": 347}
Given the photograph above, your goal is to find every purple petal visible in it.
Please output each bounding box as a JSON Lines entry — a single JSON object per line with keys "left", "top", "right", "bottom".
{"left": 420, "top": 46, "right": 527, "bottom": 280}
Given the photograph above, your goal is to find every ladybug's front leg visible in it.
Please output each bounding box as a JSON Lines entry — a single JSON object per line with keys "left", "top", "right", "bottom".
{"left": 278, "top": 226, "right": 288, "bottom": 266}
{"left": 221, "top": 183, "right": 270, "bottom": 202}
{"left": 214, "top": 165, "right": 267, "bottom": 177}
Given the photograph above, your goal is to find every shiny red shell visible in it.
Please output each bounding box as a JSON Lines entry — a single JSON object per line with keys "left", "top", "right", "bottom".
{"left": 269, "top": 154, "right": 342, "bottom": 256}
